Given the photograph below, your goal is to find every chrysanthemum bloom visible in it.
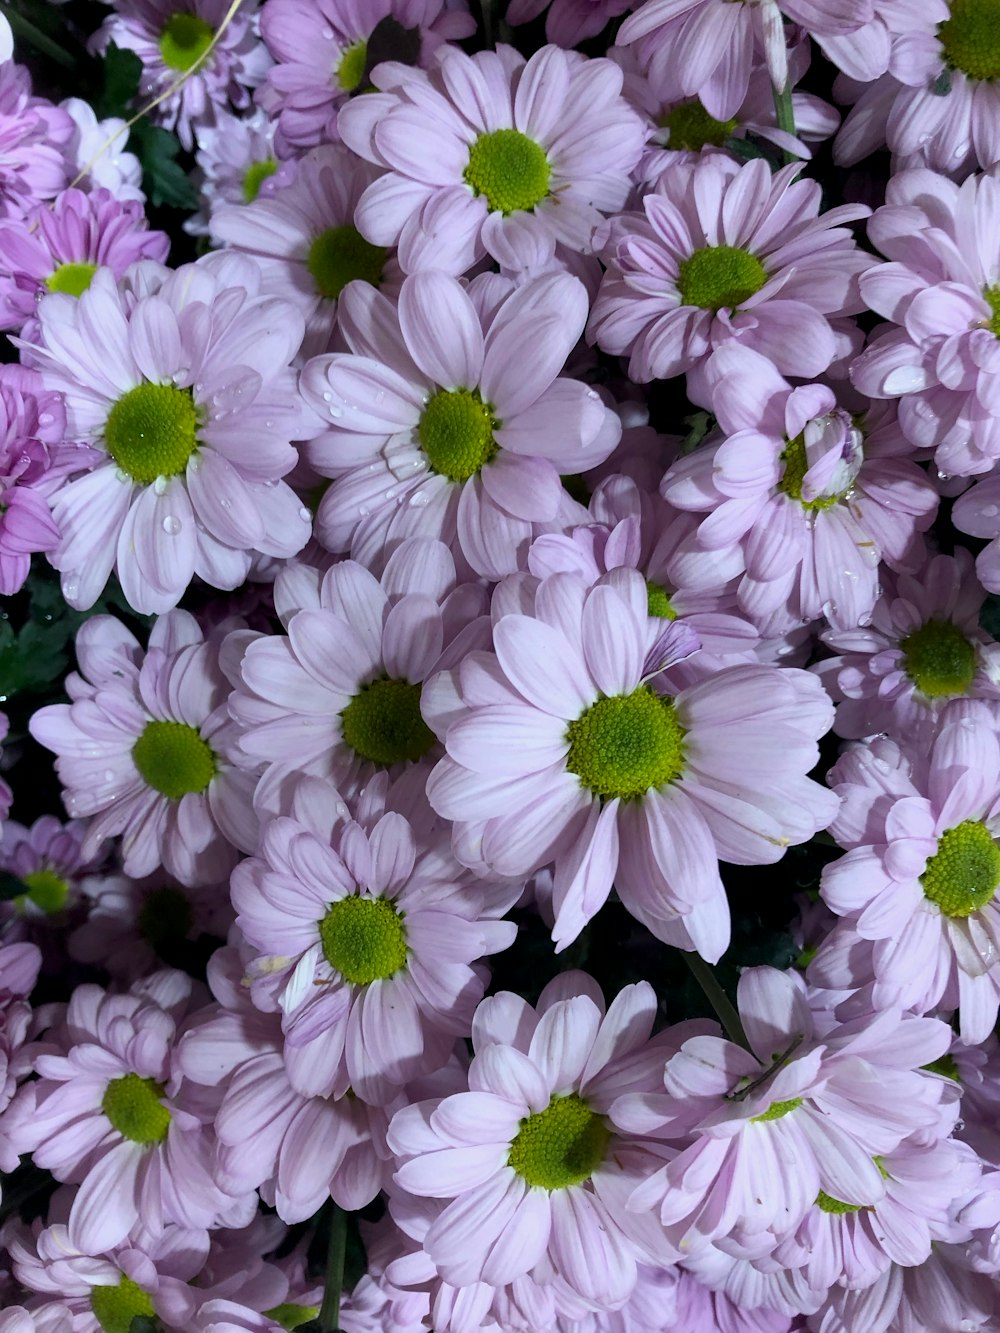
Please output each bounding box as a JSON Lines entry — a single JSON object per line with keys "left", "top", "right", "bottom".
{"left": 299, "top": 272, "right": 620, "bottom": 577}
{"left": 211, "top": 143, "right": 400, "bottom": 358}
{"left": 0, "top": 941, "right": 42, "bottom": 1177}
{"left": 11, "top": 974, "right": 254, "bottom": 1254}
{"left": 587, "top": 157, "right": 871, "bottom": 393}
{"left": 953, "top": 474, "right": 1000, "bottom": 592}
{"left": 0, "top": 816, "right": 95, "bottom": 938}
{"left": 60, "top": 97, "right": 144, "bottom": 203}
{"left": 0, "top": 365, "right": 69, "bottom": 596}
{"left": 676, "top": 1246, "right": 823, "bottom": 1327}
{"left": 618, "top": 967, "right": 957, "bottom": 1260}
{"left": 337, "top": 43, "right": 647, "bottom": 275}
{"left": 0, "top": 63, "right": 72, "bottom": 219}
{"left": 662, "top": 345, "right": 938, "bottom": 635}
{"left": 185, "top": 107, "right": 289, "bottom": 238}
{"left": 616, "top": 0, "right": 872, "bottom": 122}
{"left": 506, "top": 0, "right": 630, "bottom": 45}
{"left": 91, "top": 0, "right": 272, "bottom": 151}
{"left": 30, "top": 611, "right": 257, "bottom": 887}
{"left": 0, "top": 188, "right": 169, "bottom": 334}
{"left": 0, "top": 1311, "right": 73, "bottom": 1333}
{"left": 228, "top": 541, "right": 488, "bottom": 812}
{"left": 815, "top": 703, "right": 1000, "bottom": 1043}
{"left": 257, "top": 0, "right": 475, "bottom": 156}
{"left": 852, "top": 169, "right": 1000, "bottom": 475}
{"left": 231, "top": 775, "right": 516, "bottom": 1103}
{"left": 426, "top": 567, "right": 836, "bottom": 959}
{"left": 815, "top": 549, "right": 1000, "bottom": 742}
{"left": 26, "top": 254, "right": 315, "bottom": 613}
{"left": 388, "top": 975, "right": 676, "bottom": 1307}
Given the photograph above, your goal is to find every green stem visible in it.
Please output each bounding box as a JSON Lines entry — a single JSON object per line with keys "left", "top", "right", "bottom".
{"left": 318, "top": 1204, "right": 347, "bottom": 1332}
{"left": 772, "top": 80, "right": 797, "bottom": 167}
{"left": 0, "top": 4, "right": 76, "bottom": 67}
{"left": 683, "top": 952, "right": 751, "bottom": 1051}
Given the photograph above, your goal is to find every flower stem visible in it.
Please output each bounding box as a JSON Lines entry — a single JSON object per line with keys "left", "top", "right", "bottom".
{"left": 0, "top": 3, "right": 75, "bottom": 66}
{"left": 683, "top": 952, "right": 751, "bottom": 1051}
{"left": 772, "top": 80, "right": 798, "bottom": 166}
{"left": 319, "top": 1203, "right": 347, "bottom": 1332}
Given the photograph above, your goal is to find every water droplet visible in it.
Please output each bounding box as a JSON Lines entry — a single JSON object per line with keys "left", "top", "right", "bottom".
{"left": 984, "top": 505, "right": 999, "bottom": 519}
{"left": 104, "top": 770, "right": 115, "bottom": 783}
{"left": 328, "top": 403, "right": 343, "bottom": 419}
{"left": 115, "top": 468, "right": 130, "bottom": 484}
{"left": 408, "top": 490, "right": 430, "bottom": 508}
{"left": 153, "top": 476, "right": 168, "bottom": 495}
{"left": 358, "top": 504, "right": 370, "bottom": 517}
{"left": 297, "top": 506, "right": 312, "bottom": 522}
{"left": 162, "top": 515, "right": 181, "bottom": 535}
{"left": 62, "top": 574, "right": 80, "bottom": 601}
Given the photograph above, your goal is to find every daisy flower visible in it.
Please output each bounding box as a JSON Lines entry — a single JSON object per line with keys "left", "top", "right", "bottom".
{"left": 0, "top": 1312, "right": 73, "bottom": 1333}
{"left": 387, "top": 975, "right": 674, "bottom": 1307}
{"left": 818, "top": 703, "right": 1000, "bottom": 1043}
{"left": 298, "top": 271, "right": 620, "bottom": 578}
{"left": 587, "top": 156, "right": 872, "bottom": 394}
{"left": 662, "top": 344, "right": 938, "bottom": 635}
{"left": 506, "top": 0, "right": 631, "bottom": 46}
{"left": 337, "top": 43, "right": 647, "bottom": 275}
{"left": 425, "top": 567, "right": 836, "bottom": 960}
{"left": 60, "top": 97, "right": 144, "bottom": 203}
{"left": 0, "top": 941, "right": 42, "bottom": 1178}
{"left": 953, "top": 473, "right": 1000, "bottom": 592}
{"left": 0, "top": 816, "right": 96, "bottom": 940}
{"left": 26, "top": 254, "right": 315, "bottom": 614}
{"left": 91, "top": 0, "right": 272, "bottom": 151}
{"left": 257, "top": 0, "right": 476, "bottom": 156}
{"left": 853, "top": 168, "right": 1000, "bottom": 476}
{"left": 0, "top": 63, "right": 72, "bottom": 220}
{"left": 816, "top": 549, "right": 1000, "bottom": 742}
{"left": 0, "top": 365, "right": 69, "bottom": 597}
{"left": 185, "top": 107, "right": 289, "bottom": 238}
{"left": 30, "top": 610, "right": 258, "bottom": 887}
{"left": 230, "top": 774, "right": 516, "bottom": 1103}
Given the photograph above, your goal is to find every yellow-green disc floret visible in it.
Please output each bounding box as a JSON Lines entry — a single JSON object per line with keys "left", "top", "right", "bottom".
{"left": 508, "top": 1093, "right": 610, "bottom": 1190}
{"left": 319, "top": 895, "right": 408, "bottom": 985}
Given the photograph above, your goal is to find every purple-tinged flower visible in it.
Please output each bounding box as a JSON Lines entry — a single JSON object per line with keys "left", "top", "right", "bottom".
{"left": 0, "top": 1311, "right": 73, "bottom": 1333}
{"left": 0, "top": 941, "right": 42, "bottom": 1178}
{"left": 618, "top": 967, "right": 957, "bottom": 1260}
{"left": 230, "top": 775, "right": 516, "bottom": 1103}
{"left": 953, "top": 474, "right": 1000, "bottom": 593}
{"left": 663, "top": 345, "right": 938, "bottom": 635}
{"left": 676, "top": 1248, "right": 823, "bottom": 1328}
{"left": 30, "top": 611, "right": 257, "bottom": 887}
{"left": 91, "top": 0, "right": 272, "bottom": 151}
{"left": 506, "top": 0, "right": 630, "bottom": 45}
{"left": 0, "top": 188, "right": 168, "bottom": 334}
{"left": 26, "top": 255, "right": 315, "bottom": 613}
{"left": 60, "top": 97, "right": 144, "bottom": 203}
{"left": 388, "top": 974, "right": 675, "bottom": 1307}
{"left": 299, "top": 272, "right": 620, "bottom": 577}
{"left": 852, "top": 168, "right": 1000, "bottom": 476}
{"left": 211, "top": 143, "right": 400, "bottom": 359}
{"left": 257, "top": 0, "right": 475, "bottom": 156}
{"left": 185, "top": 107, "right": 289, "bottom": 238}
{"left": 11, "top": 972, "right": 254, "bottom": 1254}
{"left": 0, "top": 64, "right": 72, "bottom": 219}
{"left": 816, "top": 703, "right": 1000, "bottom": 1043}
{"left": 0, "top": 365, "right": 68, "bottom": 597}
{"left": 816, "top": 548, "right": 1000, "bottom": 743}
{"left": 338, "top": 43, "right": 647, "bottom": 275}
{"left": 0, "top": 816, "right": 96, "bottom": 939}
{"left": 425, "top": 567, "right": 836, "bottom": 960}
{"left": 588, "top": 157, "right": 871, "bottom": 394}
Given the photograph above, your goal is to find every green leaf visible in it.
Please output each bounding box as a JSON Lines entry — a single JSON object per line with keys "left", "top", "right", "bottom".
{"left": 360, "top": 16, "right": 422, "bottom": 88}
{"left": 0, "top": 870, "right": 25, "bottom": 902}
{"left": 981, "top": 592, "right": 1000, "bottom": 641}
{"left": 100, "top": 43, "right": 142, "bottom": 120}
{"left": 0, "top": 618, "right": 69, "bottom": 699}
{"left": 131, "top": 123, "right": 199, "bottom": 211}
{"left": 129, "top": 1319, "right": 165, "bottom": 1333}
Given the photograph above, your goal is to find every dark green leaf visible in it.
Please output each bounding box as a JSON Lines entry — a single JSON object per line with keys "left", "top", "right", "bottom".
{"left": 100, "top": 43, "right": 142, "bottom": 120}
{"left": 0, "top": 870, "right": 25, "bottom": 901}
{"left": 981, "top": 593, "right": 1000, "bottom": 641}
{"left": 131, "top": 123, "right": 199, "bottom": 211}
{"left": 361, "top": 17, "right": 422, "bottom": 89}
{"left": 129, "top": 1319, "right": 165, "bottom": 1333}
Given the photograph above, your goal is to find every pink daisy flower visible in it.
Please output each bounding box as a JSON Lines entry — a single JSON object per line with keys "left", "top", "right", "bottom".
{"left": 257, "top": 0, "right": 475, "bottom": 156}
{"left": 816, "top": 548, "right": 1000, "bottom": 743}
{"left": 0, "top": 941, "right": 42, "bottom": 1177}
{"left": 0, "top": 63, "right": 72, "bottom": 220}
{"left": 337, "top": 43, "right": 647, "bottom": 275}
{"left": 185, "top": 107, "right": 289, "bottom": 238}
{"left": 299, "top": 271, "right": 620, "bottom": 578}
{"left": 11, "top": 974, "right": 253, "bottom": 1255}
{"left": 30, "top": 610, "right": 257, "bottom": 887}
{"left": 953, "top": 473, "right": 1000, "bottom": 592}
{"left": 0, "top": 365, "right": 68, "bottom": 597}
{"left": 818, "top": 703, "right": 1000, "bottom": 1043}
{"left": 0, "top": 815, "right": 96, "bottom": 938}
{"left": 387, "top": 975, "right": 674, "bottom": 1307}
{"left": 91, "top": 0, "right": 272, "bottom": 151}
{"left": 230, "top": 774, "right": 516, "bottom": 1104}
{"left": 60, "top": 97, "right": 144, "bottom": 203}
{"left": 211, "top": 143, "right": 400, "bottom": 359}
{"left": 26, "top": 254, "right": 315, "bottom": 614}
{"left": 619, "top": 966, "right": 957, "bottom": 1260}
{"left": 0, "top": 1312, "right": 72, "bottom": 1333}
{"left": 662, "top": 344, "right": 938, "bottom": 635}
{"left": 506, "top": 0, "right": 631, "bottom": 46}
{"left": 0, "top": 188, "right": 169, "bottom": 334}
{"left": 852, "top": 168, "right": 1000, "bottom": 476}
{"left": 425, "top": 567, "right": 836, "bottom": 960}
{"left": 587, "top": 156, "right": 872, "bottom": 394}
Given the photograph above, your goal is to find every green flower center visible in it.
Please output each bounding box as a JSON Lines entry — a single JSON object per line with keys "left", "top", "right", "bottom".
{"left": 508, "top": 1093, "right": 610, "bottom": 1190}
{"left": 243, "top": 158, "right": 278, "bottom": 203}
{"left": 815, "top": 1190, "right": 862, "bottom": 1215}
{"left": 265, "top": 1306, "right": 322, "bottom": 1332}
{"left": 306, "top": 225, "right": 387, "bottom": 301}
{"left": 418, "top": 387, "right": 499, "bottom": 483}
{"left": 939, "top": 0, "right": 1000, "bottom": 82}
{"left": 464, "top": 129, "right": 552, "bottom": 215}
{"left": 565, "top": 687, "right": 686, "bottom": 801}
{"left": 104, "top": 382, "right": 200, "bottom": 484}
{"left": 46, "top": 261, "right": 98, "bottom": 298}
{"left": 677, "top": 244, "right": 768, "bottom": 313}
{"left": 90, "top": 1276, "right": 157, "bottom": 1333}
{"left": 901, "top": 618, "right": 977, "bottom": 699}
{"left": 337, "top": 38, "right": 368, "bottom": 91}
{"left": 101, "top": 1072, "right": 171, "bottom": 1145}
{"left": 983, "top": 283, "right": 1000, "bottom": 337}
{"left": 646, "top": 579, "right": 678, "bottom": 620}
{"left": 778, "top": 433, "right": 842, "bottom": 510}
{"left": 751, "top": 1096, "right": 803, "bottom": 1123}
{"left": 18, "top": 867, "right": 70, "bottom": 914}
{"left": 924, "top": 1053, "right": 961, "bottom": 1081}
{"left": 137, "top": 885, "right": 194, "bottom": 954}
{"left": 339, "top": 677, "right": 436, "bottom": 766}
{"left": 659, "top": 100, "right": 737, "bottom": 151}
{"left": 921, "top": 819, "right": 1000, "bottom": 918}
{"left": 159, "top": 11, "right": 215, "bottom": 72}
{"left": 132, "top": 721, "right": 217, "bottom": 800}
{"left": 319, "top": 894, "right": 408, "bottom": 985}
